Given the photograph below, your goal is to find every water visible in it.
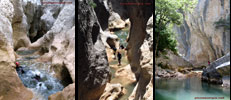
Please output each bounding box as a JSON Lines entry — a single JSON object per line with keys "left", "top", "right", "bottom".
{"left": 155, "top": 77, "right": 230, "bottom": 100}
{"left": 16, "top": 50, "right": 64, "bottom": 100}
{"left": 114, "top": 28, "right": 129, "bottom": 47}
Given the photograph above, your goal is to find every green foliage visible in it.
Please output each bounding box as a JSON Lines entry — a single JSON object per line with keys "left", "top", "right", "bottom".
{"left": 158, "top": 62, "right": 169, "bottom": 69}
{"left": 214, "top": 15, "right": 230, "bottom": 31}
{"left": 155, "top": 0, "right": 197, "bottom": 56}
{"left": 155, "top": 26, "right": 177, "bottom": 55}
{"left": 89, "top": 1, "right": 97, "bottom": 8}
{"left": 163, "top": 55, "right": 169, "bottom": 59}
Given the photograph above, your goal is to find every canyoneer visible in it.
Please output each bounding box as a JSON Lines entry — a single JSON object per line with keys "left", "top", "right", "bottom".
{"left": 117, "top": 51, "right": 122, "bottom": 66}
{"left": 33, "top": 71, "right": 41, "bottom": 81}
{"left": 112, "top": 46, "right": 117, "bottom": 59}
{"left": 117, "top": 45, "right": 124, "bottom": 66}
{"left": 16, "top": 62, "right": 25, "bottom": 74}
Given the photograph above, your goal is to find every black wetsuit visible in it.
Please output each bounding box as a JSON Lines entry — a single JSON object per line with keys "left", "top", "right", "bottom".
{"left": 112, "top": 47, "right": 117, "bottom": 55}
{"left": 34, "top": 75, "right": 41, "bottom": 81}
{"left": 117, "top": 52, "right": 122, "bottom": 65}
{"left": 120, "top": 45, "right": 124, "bottom": 49}
{"left": 16, "top": 66, "right": 25, "bottom": 74}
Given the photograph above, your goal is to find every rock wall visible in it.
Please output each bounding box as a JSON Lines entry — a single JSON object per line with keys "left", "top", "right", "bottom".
{"left": 156, "top": 50, "right": 193, "bottom": 69}
{"left": 78, "top": 0, "right": 110, "bottom": 100}
{"left": 22, "top": 0, "right": 63, "bottom": 42}
{"left": 129, "top": 15, "right": 153, "bottom": 100}
{"left": 109, "top": 0, "right": 153, "bottom": 99}
{"left": 0, "top": 0, "right": 33, "bottom": 99}
{"left": 11, "top": 0, "right": 31, "bottom": 50}
{"left": 174, "top": 0, "right": 230, "bottom": 67}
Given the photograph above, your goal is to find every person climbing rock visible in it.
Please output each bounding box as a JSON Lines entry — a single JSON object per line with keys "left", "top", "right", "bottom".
{"left": 16, "top": 62, "right": 25, "bottom": 74}
{"left": 117, "top": 51, "right": 122, "bottom": 66}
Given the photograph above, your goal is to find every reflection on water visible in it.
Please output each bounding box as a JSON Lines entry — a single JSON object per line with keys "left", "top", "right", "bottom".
{"left": 155, "top": 77, "right": 230, "bottom": 100}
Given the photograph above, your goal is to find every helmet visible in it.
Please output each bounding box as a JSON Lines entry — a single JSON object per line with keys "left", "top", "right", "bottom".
{"left": 16, "top": 62, "right": 20, "bottom": 67}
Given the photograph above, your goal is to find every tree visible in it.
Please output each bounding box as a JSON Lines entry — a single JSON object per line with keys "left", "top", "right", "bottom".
{"left": 155, "top": 0, "right": 197, "bottom": 59}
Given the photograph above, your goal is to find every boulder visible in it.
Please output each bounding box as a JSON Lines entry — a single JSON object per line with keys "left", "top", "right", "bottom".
{"left": 48, "top": 83, "right": 75, "bottom": 100}
{"left": 156, "top": 50, "right": 193, "bottom": 69}
{"left": 202, "top": 69, "right": 223, "bottom": 84}
{"left": 115, "top": 65, "right": 136, "bottom": 85}
{"left": 108, "top": 12, "right": 126, "bottom": 30}
{"left": 99, "top": 83, "right": 125, "bottom": 100}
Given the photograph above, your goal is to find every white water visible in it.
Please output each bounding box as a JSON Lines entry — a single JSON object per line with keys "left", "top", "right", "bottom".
{"left": 16, "top": 50, "right": 64, "bottom": 100}
{"left": 216, "top": 61, "right": 230, "bottom": 69}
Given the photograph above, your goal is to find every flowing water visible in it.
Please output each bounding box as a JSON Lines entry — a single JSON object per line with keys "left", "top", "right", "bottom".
{"left": 16, "top": 50, "right": 64, "bottom": 100}
{"left": 155, "top": 77, "right": 230, "bottom": 100}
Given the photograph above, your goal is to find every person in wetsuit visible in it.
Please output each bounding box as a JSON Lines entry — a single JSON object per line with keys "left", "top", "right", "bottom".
{"left": 117, "top": 51, "right": 122, "bottom": 66}
{"left": 112, "top": 46, "right": 117, "bottom": 59}
{"left": 33, "top": 71, "right": 41, "bottom": 81}
{"left": 16, "top": 62, "right": 25, "bottom": 74}
{"left": 120, "top": 44, "right": 124, "bottom": 49}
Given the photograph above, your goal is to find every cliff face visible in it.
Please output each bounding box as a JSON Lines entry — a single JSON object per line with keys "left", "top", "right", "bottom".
{"left": 109, "top": 0, "right": 153, "bottom": 99}
{"left": 78, "top": 0, "right": 110, "bottom": 100}
{"left": 0, "top": 0, "right": 33, "bottom": 99}
{"left": 174, "top": 0, "right": 230, "bottom": 67}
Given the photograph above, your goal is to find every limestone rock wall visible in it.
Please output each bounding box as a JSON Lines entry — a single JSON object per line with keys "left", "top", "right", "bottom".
{"left": 0, "top": 0, "right": 33, "bottom": 99}
{"left": 108, "top": 0, "right": 153, "bottom": 99}
{"left": 174, "top": 0, "right": 230, "bottom": 67}
{"left": 78, "top": 0, "right": 110, "bottom": 100}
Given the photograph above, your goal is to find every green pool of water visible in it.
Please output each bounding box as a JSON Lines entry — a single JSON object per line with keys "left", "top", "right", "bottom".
{"left": 114, "top": 28, "right": 129, "bottom": 47}
{"left": 155, "top": 77, "right": 230, "bottom": 100}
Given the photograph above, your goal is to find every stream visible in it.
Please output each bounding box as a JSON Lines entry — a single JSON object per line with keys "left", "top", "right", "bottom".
{"left": 155, "top": 77, "right": 230, "bottom": 100}
{"left": 16, "top": 50, "right": 64, "bottom": 100}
